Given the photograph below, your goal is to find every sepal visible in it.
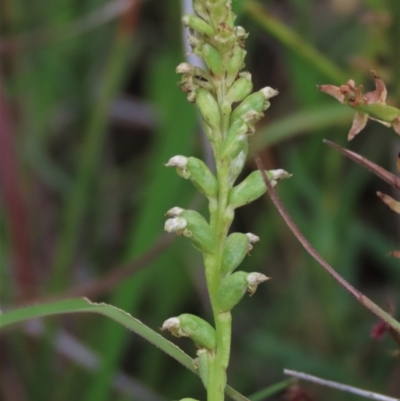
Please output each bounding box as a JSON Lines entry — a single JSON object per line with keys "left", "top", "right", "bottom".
{"left": 202, "top": 43, "right": 223, "bottom": 75}
{"left": 221, "top": 233, "right": 257, "bottom": 276}
{"left": 226, "top": 72, "right": 253, "bottom": 103}
{"left": 195, "top": 88, "right": 221, "bottom": 135}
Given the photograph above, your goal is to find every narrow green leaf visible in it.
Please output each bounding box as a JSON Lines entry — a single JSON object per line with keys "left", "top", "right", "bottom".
{"left": 0, "top": 298, "right": 250, "bottom": 401}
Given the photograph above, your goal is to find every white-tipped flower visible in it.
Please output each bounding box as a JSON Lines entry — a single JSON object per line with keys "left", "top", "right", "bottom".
{"left": 165, "top": 155, "right": 188, "bottom": 169}
{"left": 260, "top": 87, "right": 279, "bottom": 100}
{"left": 246, "top": 272, "right": 269, "bottom": 286}
{"left": 235, "top": 26, "right": 248, "bottom": 40}
{"left": 165, "top": 155, "right": 190, "bottom": 179}
{"left": 176, "top": 62, "right": 195, "bottom": 75}
{"left": 165, "top": 207, "right": 185, "bottom": 217}
{"left": 161, "top": 317, "right": 180, "bottom": 331}
{"left": 269, "top": 169, "right": 292, "bottom": 180}
{"left": 245, "top": 233, "right": 260, "bottom": 252}
{"left": 246, "top": 233, "right": 260, "bottom": 244}
{"left": 246, "top": 272, "right": 270, "bottom": 295}
{"left": 161, "top": 314, "right": 216, "bottom": 350}
{"left": 164, "top": 217, "right": 187, "bottom": 233}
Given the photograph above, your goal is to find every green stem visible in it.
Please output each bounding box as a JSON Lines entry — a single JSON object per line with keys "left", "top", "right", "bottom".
{"left": 206, "top": 151, "right": 233, "bottom": 401}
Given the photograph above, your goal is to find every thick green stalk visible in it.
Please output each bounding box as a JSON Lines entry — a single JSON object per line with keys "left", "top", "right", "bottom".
{"left": 206, "top": 156, "right": 233, "bottom": 401}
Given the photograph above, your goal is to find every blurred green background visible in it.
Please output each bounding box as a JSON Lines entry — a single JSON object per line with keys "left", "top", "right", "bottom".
{"left": 1, "top": 0, "right": 400, "bottom": 400}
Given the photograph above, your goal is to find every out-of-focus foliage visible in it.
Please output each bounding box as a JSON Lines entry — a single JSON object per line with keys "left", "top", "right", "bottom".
{"left": 1, "top": 0, "right": 400, "bottom": 400}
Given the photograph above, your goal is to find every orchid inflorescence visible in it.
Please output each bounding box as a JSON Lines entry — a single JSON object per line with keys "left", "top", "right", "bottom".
{"left": 159, "top": 2, "right": 290, "bottom": 401}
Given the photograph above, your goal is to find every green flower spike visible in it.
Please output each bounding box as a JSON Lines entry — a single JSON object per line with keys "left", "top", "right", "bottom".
{"left": 161, "top": 314, "right": 216, "bottom": 351}
{"left": 318, "top": 70, "right": 400, "bottom": 140}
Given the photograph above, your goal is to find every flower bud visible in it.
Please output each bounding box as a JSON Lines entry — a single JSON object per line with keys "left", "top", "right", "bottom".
{"left": 260, "top": 86, "right": 279, "bottom": 100}
{"left": 165, "top": 155, "right": 190, "bottom": 178}
{"left": 165, "top": 207, "right": 185, "bottom": 217}
{"left": 221, "top": 119, "right": 249, "bottom": 160}
{"left": 228, "top": 146, "right": 248, "bottom": 184}
{"left": 161, "top": 313, "right": 216, "bottom": 350}
{"left": 195, "top": 88, "right": 221, "bottom": 133}
{"left": 230, "top": 92, "right": 268, "bottom": 125}
{"left": 226, "top": 72, "right": 253, "bottom": 103}
{"left": 235, "top": 26, "right": 248, "bottom": 41}
{"left": 165, "top": 156, "right": 218, "bottom": 199}
{"left": 182, "top": 15, "right": 215, "bottom": 37}
{"left": 246, "top": 233, "right": 260, "bottom": 248}
{"left": 176, "top": 63, "right": 196, "bottom": 75}
{"left": 227, "top": 45, "right": 246, "bottom": 77}
{"left": 202, "top": 43, "right": 223, "bottom": 75}
{"left": 221, "top": 233, "right": 250, "bottom": 276}
{"left": 164, "top": 217, "right": 187, "bottom": 234}
{"left": 216, "top": 271, "right": 269, "bottom": 312}
{"left": 181, "top": 210, "right": 214, "bottom": 254}
{"left": 186, "top": 157, "right": 218, "bottom": 199}
{"left": 229, "top": 169, "right": 291, "bottom": 209}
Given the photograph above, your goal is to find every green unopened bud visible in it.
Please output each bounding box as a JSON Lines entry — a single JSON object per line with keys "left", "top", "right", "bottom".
{"left": 165, "top": 156, "right": 217, "bottom": 199}
{"left": 196, "top": 349, "right": 209, "bottom": 387}
{"left": 182, "top": 15, "right": 215, "bottom": 37}
{"left": 228, "top": 145, "right": 249, "bottom": 184}
{"left": 230, "top": 92, "right": 269, "bottom": 125}
{"left": 226, "top": 72, "right": 253, "bottom": 103}
{"left": 187, "top": 157, "right": 218, "bottom": 199}
{"left": 162, "top": 314, "right": 216, "bottom": 350}
{"left": 221, "top": 119, "right": 248, "bottom": 159}
{"left": 229, "top": 169, "right": 291, "bottom": 209}
{"left": 220, "top": 233, "right": 260, "bottom": 277}
{"left": 195, "top": 88, "right": 221, "bottom": 133}
{"left": 202, "top": 43, "right": 223, "bottom": 75}
{"left": 216, "top": 271, "right": 269, "bottom": 312}
{"left": 181, "top": 210, "right": 214, "bottom": 254}
{"left": 227, "top": 45, "right": 246, "bottom": 77}
{"left": 221, "top": 233, "right": 249, "bottom": 276}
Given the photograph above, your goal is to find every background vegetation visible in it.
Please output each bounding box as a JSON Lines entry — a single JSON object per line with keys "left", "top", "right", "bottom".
{"left": 1, "top": 0, "right": 400, "bottom": 400}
